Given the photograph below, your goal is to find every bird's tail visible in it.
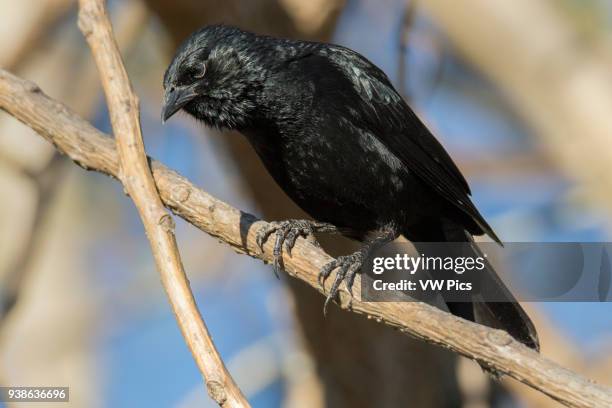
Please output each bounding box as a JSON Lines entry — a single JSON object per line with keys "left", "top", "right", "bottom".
{"left": 405, "top": 221, "right": 540, "bottom": 352}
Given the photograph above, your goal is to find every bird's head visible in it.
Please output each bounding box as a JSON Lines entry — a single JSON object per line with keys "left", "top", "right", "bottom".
{"left": 162, "top": 25, "right": 265, "bottom": 130}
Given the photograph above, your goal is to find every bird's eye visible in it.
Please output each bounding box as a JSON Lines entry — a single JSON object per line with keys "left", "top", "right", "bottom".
{"left": 177, "top": 64, "right": 206, "bottom": 85}
{"left": 193, "top": 64, "right": 206, "bottom": 79}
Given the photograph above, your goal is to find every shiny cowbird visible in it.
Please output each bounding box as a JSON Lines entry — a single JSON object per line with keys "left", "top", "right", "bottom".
{"left": 162, "top": 25, "right": 538, "bottom": 350}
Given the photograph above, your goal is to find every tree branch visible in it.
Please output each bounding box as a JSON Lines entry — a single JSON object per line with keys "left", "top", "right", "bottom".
{"left": 75, "top": 1, "right": 248, "bottom": 406}
{"left": 0, "top": 68, "right": 611, "bottom": 408}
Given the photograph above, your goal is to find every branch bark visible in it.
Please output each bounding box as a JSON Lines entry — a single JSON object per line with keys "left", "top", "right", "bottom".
{"left": 1, "top": 69, "right": 610, "bottom": 408}
{"left": 75, "top": 1, "right": 248, "bottom": 406}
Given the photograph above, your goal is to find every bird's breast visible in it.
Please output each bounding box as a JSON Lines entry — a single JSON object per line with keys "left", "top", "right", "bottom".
{"left": 243, "top": 125, "right": 416, "bottom": 219}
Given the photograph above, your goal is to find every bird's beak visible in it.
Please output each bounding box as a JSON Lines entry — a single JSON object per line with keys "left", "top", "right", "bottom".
{"left": 161, "top": 85, "right": 198, "bottom": 123}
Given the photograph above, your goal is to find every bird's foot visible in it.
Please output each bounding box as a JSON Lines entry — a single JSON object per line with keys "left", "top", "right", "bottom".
{"left": 319, "top": 251, "right": 365, "bottom": 314}
{"left": 256, "top": 219, "right": 335, "bottom": 277}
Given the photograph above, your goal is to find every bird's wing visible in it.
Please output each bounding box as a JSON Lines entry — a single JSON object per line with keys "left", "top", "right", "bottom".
{"left": 313, "top": 45, "right": 500, "bottom": 243}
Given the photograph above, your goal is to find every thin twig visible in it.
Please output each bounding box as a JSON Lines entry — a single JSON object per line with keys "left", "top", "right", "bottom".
{"left": 0, "top": 70, "right": 610, "bottom": 408}
{"left": 75, "top": 1, "right": 249, "bottom": 406}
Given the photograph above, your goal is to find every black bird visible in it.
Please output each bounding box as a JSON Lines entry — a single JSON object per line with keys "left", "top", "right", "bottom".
{"left": 162, "top": 25, "right": 538, "bottom": 350}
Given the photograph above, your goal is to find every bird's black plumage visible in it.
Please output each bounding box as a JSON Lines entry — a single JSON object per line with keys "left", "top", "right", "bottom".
{"left": 162, "top": 25, "right": 538, "bottom": 351}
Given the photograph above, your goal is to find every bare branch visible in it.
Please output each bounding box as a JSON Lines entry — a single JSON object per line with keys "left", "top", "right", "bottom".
{"left": 0, "top": 69, "right": 611, "bottom": 408}
{"left": 75, "top": 0, "right": 249, "bottom": 406}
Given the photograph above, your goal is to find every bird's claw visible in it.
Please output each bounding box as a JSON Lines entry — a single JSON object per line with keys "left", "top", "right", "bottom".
{"left": 319, "top": 252, "right": 365, "bottom": 314}
{"left": 256, "top": 220, "right": 317, "bottom": 277}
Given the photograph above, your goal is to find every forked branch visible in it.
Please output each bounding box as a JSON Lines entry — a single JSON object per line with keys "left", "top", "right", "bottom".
{"left": 0, "top": 68, "right": 611, "bottom": 408}
{"left": 76, "top": 1, "right": 248, "bottom": 406}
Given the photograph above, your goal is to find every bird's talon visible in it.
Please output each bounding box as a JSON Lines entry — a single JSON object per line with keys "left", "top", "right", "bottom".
{"left": 323, "top": 295, "right": 333, "bottom": 316}
{"left": 255, "top": 223, "right": 277, "bottom": 252}
{"left": 284, "top": 229, "right": 300, "bottom": 256}
{"left": 318, "top": 261, "right": 336, "bottom": 289}
{"left": 256, "top": 220, "right": 326, "bottom": 278}
{"left": 318, "top": 252, "right": 364, "bottom": 313}
{"left": 345, "top": 262, "right": 362, "bottom": 296}
{"left": 318, "top": 274, "right": 326, "bottom": 289}
{"left": 272, "top": 258, "right": 281, "bottom": 279}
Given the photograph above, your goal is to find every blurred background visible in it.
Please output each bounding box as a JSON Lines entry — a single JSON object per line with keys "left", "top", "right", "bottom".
{"left": 1, "top": 0, "right": 612, "bottom": 406}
